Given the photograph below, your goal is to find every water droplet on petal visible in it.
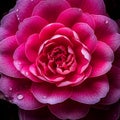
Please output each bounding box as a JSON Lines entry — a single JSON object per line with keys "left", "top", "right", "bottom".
{"left": 25, "top": 72, "right": 29, "bottom": 76}
{"left": 16, "top": 9, "right": 19, "bottom": 12}
{"left": 17, "top": 94, "right": 24, "bottom": 100}
{"left": 105, "top": 20, "right": 109, "bottom": 24}
{"left": 9, "top": 87, "right": 13, "bottom": 91}
{"left": 43, "top": 96, "right": 47, "bottom": 99}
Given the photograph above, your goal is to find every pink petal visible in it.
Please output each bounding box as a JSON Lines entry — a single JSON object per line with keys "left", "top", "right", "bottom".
{"left": 31, "top": 83, "right": 71, "bottom": 104}
{"left": 108, "top": 66, "right": 120, "bottom": 88}
{"left": 55, "top": 27, "right": 82, "bottom": 45}
{"left": 13, "top": 44, "right": 41, "bottom": 83}
{"left": 0, "top": 75, "right": 44, "bottom": 110}
{"left": 100, "top": 87, "right": 120, "bottom": 105}
{"left": 25, "top": 34, "right": 40, "bottom": 62}
{"left": 32, "top": 0, "right": 70, "bottom": 22}
{"left": 67, "top": 0, "right": 106, "bottom": 15}
{"left": 39, "top": 23, "right": 64, "bottom": 44}
{"left": 49, "top": 100, "right": 90, "bottom": 119}
{"left": 78, "top": 13, "right": 95, "bottom": 29}
{"left": 72, "top": 23, "right": 97, "bottom": 53}
{"left": 14, "top": 0, "right": 40, "bottom": 21}
{"left": 90, "top": 41, "right": 114, "bottom": 77}
{"left": 16, "top": 16, "right": 48, "bottom": 44}
{"left": 75, "top": 47, "right": 91, "bottom": 74}
{"left": 12, "top": 90, "right": 45, "bottom": 110}
{"left": 0, "top": 27, "right": 12, "bottom": 41}
{"left": 56, "top": 74, "right": 85, "bottom": 87}
{"left": 57, "top": 8, "right": 82, "bottom": 27}
{"left": 99, "top": 33, "right": 120, "bottom": 51}
{"left": 100, "top": 66, "right": 120, "bottom": 105}
{"left": 0, "top": 36, "right": 23, "bottom": 78}
{"left": 1, "top": 11, "right": 19, "bottom": 34}
{"left": 92, "top": 15, "right": 119, "bottom": 42}
{"left": 71, "top": 75, "right": 109, "bottom": 104}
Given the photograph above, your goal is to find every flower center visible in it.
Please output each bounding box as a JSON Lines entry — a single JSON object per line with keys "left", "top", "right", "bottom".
{"left": 49, "top": 46, "right": 67, "bottom": 67}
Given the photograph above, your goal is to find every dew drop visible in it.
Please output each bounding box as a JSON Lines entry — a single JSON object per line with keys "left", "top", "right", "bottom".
{"left": 17, "top": 94, "right": 24, "bottom": 100}
{"left": 25, "top": 72, "right": 29, "bottom": 76}
{"left": 105, "top": 20, "right": 109, "bottom": 24}
{"left": 9, "top": 87, "right": 13, "bottom": 91}
{"left": 43, "top": 96, "right": 47, "bottom": 99}
{"left": 16, "top": 9, "right": 19, "bottom": 12}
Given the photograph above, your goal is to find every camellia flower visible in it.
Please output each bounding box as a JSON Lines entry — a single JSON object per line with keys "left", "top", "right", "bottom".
{"left": 0, "top": 0, "right": 120, "bottom": 119}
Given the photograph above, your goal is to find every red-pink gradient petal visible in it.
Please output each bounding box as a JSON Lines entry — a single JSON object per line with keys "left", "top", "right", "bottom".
{"left": 0, "top": 75, "right": 44, "bottom": 110}
{"left": 57, "top": 8, "right": 82, "bottom": 27}
{"left": 31, "top": 83, "right": 71, "bottom": 105}
{"left": 14, "top": 0, "right": 40, "bottom": 21}
{"left": 90, "top": 41, "right": 114, "bottom": 77}
{"left": 67, "top": 0, "right": 106, "bottom": 15}
{"left": 49, "top": 100, "right": 90, "bottom": 119}
{"left": 71, "top": 75, "right": 109, "bottom": 104}
{"left": 100, "top": 66, "right": 120, "bottom": 105}
{"left": 92, "top": 15, "right": 119, "bottom": 50}
{"left": 100, "top": 87, "right": 120, "bottom": 105}
{"left": 25, "top": 34, "right": 40, "bottom": 62}
{"left": 39, "top": 23, "right": 64, "bottom": 44}
{"left": 13, "top": 44, "right": 41, "bottom": 82}
{"left": 12, "top": 90, "right": 45, "bottom": 110}
{"left": 108, "top": 66, "right": 120, "bottom": 88}
{"left": 32, "top": 0, "right": 70, "bottom": 22}
{"left": 0, "top": 27, "right": 12, "bottom": 41}
{"left": 99, "top": 33, "right": 120, "bottom": 51}
{"left": 0, "top": 11, "right": 19, "bottom": 34}
{"left": 78, "top": 13, "right": 95, "bottom": 29}
{"left": 16, "top": 16, "right": 48, "bottom": 44}
{"left": 72, "top": 23, "right": 97, "bottom": 53}
{"left": 0, "top": 36, "right": 24, "bottom": 78}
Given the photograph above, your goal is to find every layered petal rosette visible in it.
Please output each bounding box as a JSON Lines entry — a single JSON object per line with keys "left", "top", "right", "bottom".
{"left": 0, "top": 0, "right": 120, "bottom": 119}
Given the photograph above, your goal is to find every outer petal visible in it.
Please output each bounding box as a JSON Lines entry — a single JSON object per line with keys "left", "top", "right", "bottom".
{"left": 92, "top": 15, "right": 120, "bottom": 51}
{"left": 49, "top": 100, "right": 90, "bottom": 119}
{"left": 25, "top": 34, "right": 40, "bottom": 62}
{"left": 31, "top": 83, "right": 71, "bottom": 105}
{"left": 100, "top": 66, "right": 120, "bottom": 105}
{"left": 57, "top": 8, "right": 82, "bottom": 27}
{"left": 99, "top": 33, "right": 120, "bottom": 52}
{"left": 13, "top": 44, "right": 41, "bottom": 83}
{"left": 0, "top": 27, "right": 12, "bottom": 41}
{"left": 16, "top": 16, "right": 48, "bottom": 44}
{"left": 0, "top": 11, "right": 19, "bottom": 34}
{"left": 67, "top": 0, "right": 106, "bottom": 15}
{"left": 0, "top": 75, "right": 44, "bottom": 110}
{"left": 0, "top": 36, "right": 24, "bottom": 78}
{"left": 71, "top": 75, "right": 109, "bottom": 104}
{"left": 14, "top": 0, "right": 40, "bottom": 21}
{"left": 90, "top": 41, "right": 114, "bottom": 77}
{"left": 108, "top": 66, "right": 120, "bottom": 88}
{"left": 32, "top": 0, "right": 70, "bottom": 22}
{"left": 100, "top": 87, "right": 120, "bottom": 105}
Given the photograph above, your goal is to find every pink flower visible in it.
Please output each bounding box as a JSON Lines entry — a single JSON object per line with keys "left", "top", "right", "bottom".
{"left": 0, "top": 0, "right": 120, "bottom": 119}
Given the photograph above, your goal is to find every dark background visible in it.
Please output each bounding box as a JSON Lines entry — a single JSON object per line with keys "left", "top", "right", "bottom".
{"left": 0, "top": 0, "right": 120, "bottom": 120}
